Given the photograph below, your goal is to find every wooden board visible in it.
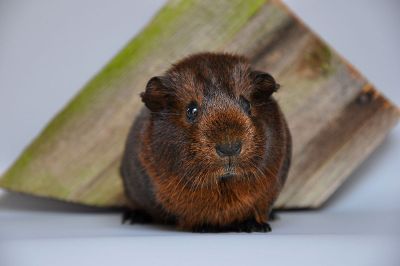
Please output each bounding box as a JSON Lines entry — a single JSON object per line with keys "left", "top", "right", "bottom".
{"left": 1, "top": 0, "right": 398, "bottom": 209}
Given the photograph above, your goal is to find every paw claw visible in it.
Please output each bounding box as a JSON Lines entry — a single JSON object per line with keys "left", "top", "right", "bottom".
{"left": 122, "top": 209, "right": 153, "bottom": 225}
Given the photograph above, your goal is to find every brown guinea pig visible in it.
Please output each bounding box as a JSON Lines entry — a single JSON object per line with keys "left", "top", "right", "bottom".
{"left": 120, "top": 52, "right": 291, "bottom": 233}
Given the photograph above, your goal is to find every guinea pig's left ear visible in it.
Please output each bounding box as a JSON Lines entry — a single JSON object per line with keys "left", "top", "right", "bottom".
{"left": 140, "top": 76, "right": 172, "bottom": 112}
{"left": 250, "top": 71, "right": 280, "bottom": 103}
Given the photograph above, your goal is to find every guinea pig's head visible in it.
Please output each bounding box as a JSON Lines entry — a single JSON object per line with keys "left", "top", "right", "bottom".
{"left": 140, "top": 53, "right": 280, "bottom": 188}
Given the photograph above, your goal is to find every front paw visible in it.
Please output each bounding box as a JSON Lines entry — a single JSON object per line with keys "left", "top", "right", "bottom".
{"left": 191, "top": 224, "right": 222, "bottom": 233}
{"left": 237, "top": 219, "right": 271, "bottom": 233}
{"left": 191, "top": 219, "right": 271, "bottom": 233}
{"left": 122, "top": 209, "right": 153, "bottom": 224}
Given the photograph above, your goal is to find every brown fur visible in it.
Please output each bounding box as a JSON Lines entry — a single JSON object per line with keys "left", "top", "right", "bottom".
{"left": 121, "top": 52, "right": 292, "bottom": 232}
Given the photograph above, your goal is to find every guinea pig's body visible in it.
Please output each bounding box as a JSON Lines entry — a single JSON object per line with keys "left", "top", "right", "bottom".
{"left": 121, "top": 53, "right": 291, "bottom": 232}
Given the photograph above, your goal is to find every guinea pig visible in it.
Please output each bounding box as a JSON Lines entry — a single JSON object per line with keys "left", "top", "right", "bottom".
{"left": 120, "top": 52, "right": 292, "bottom": 232}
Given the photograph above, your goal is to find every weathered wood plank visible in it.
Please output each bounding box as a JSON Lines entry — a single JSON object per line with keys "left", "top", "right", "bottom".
{"left": 1, "top": 0, "right": 398, "bottom": 208}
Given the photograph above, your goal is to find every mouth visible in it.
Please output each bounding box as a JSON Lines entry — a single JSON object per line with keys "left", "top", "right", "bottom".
{"left": 219, "top": 172, "right": 236, "bottom": 181}
{"left": 218, "top": 158, "right": 237, "bottom": 179}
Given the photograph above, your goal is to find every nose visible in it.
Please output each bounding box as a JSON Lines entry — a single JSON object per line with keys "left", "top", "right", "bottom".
{"left": 215, "top": 141, "right": 242, "bottom": 157}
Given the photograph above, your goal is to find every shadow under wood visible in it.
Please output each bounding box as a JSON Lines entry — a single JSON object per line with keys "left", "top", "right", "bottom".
{"left": 0, "top": 191, "right": 123, "bottom": 213}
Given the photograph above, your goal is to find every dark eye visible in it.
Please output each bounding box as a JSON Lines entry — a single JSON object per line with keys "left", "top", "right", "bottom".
{"left": 239, "top": 96, "right": 251, "bottom": 115}
{"left": 186, "top": 101, "right": 199, "bottom": 122}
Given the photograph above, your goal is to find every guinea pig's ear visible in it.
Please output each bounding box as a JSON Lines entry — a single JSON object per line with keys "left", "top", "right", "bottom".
{"left": 250, "top": 71, "right": 280, "bottom": 103}
{"left": 140, "top": 76, "right": 172, "bottom": 112}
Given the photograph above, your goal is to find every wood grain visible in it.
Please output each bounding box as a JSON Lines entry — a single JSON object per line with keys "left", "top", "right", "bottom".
{"left": 1, "top": 0, "right": 398, "bottom": 209}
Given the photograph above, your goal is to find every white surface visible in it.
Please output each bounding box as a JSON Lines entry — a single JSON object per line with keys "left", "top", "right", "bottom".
{"left": 0, "top": 1, "right": 399, "bottom": 266}
{"left": 0, "top": 194, "right": 399, "bottom": 266}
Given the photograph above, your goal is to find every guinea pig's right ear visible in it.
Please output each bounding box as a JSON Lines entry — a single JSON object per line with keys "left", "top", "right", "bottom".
{"left": 140, "top": 76, "right": 172, "bottom": 112}
{"left": 250, "top": 71, "right": 280, "bottom": 104}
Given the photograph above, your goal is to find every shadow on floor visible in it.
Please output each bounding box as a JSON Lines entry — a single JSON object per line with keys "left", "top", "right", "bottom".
{"left": 0, "top": 191, "right": 121, "bottom": 213}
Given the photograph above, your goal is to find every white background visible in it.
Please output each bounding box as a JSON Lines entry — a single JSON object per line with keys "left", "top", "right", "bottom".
{"left": 0, "top": 1, "right": 399, "bottom": 265}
